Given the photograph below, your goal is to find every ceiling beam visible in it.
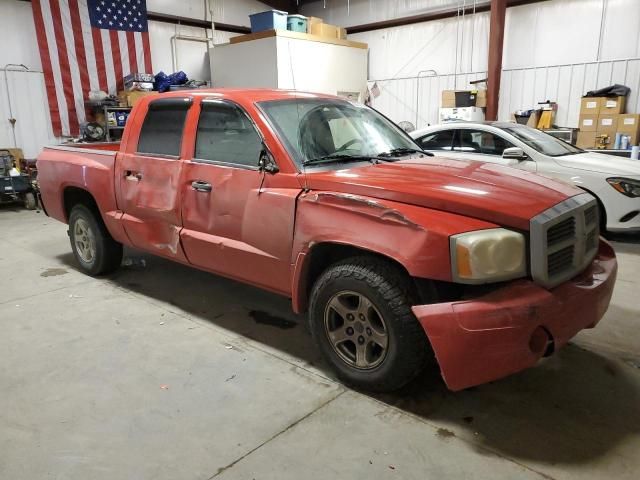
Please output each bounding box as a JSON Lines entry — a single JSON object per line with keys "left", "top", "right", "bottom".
{"left": 146, "top": 12, "right": 250, "bottom": 34}
{"left": 259, "top": 1, "right": 299, "bottom": 13}
{"left": 345, "top": 0, "right": 548, "bottom": 34}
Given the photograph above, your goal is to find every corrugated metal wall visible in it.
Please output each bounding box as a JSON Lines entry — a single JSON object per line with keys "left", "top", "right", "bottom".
{"left": 500, "top": 58, "right": 640, "bottom": 128}
{"left": 303, "top": 0, "right": 640, "bottom": 129}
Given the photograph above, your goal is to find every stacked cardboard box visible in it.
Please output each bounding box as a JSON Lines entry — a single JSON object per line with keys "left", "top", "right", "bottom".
{"left": 618, "top": 114, "right": 640, "bottom": 146}
{"left": 441, "top": 90, "right": 487, "bottom": 108}
{"left": 307, "top": 16, "right": 347, "bottom": 39}
{"left": 118, "top": 90, "right": 159, "bottom": 107}
{"left": 576, "top": 96, "right": 635, "bottom": 149}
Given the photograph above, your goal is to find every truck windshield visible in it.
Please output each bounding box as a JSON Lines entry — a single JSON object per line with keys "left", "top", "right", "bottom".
{"left": 257, "top": 98, "right": 420, "bottom": 167}
{"left": 501, "top": 125, "right": 583, "bottom": 157}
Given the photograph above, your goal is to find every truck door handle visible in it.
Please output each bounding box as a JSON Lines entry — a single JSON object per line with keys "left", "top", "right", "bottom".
{"left": 125, "top": 170, "right": 143, "bottom": 181}
{"left": 191, "top": 180, "right": 212, "bottom": 192}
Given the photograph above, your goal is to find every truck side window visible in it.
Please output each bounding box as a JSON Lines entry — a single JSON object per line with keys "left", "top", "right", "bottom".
{"left": 195, "top": 101, "right": 262, "bottom": 168}
{"left": 418, "top": 130, "right": 454, "bottom": 150}
{"left": 137, "top": 98, "right": 192, "bottom": 157}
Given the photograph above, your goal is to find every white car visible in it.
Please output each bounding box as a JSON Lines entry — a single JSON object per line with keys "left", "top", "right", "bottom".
{"left": 411, "top": 122, "right": 640, "bottom": 232}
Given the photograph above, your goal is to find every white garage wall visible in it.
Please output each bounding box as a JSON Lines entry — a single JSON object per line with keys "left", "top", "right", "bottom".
{"left": 302, "top": 0, "right": 640, "bottom": 129}
{"left": 0, "top": 0, "right": 264, "bottom": 158}
{"left": 0, "top": 0, "right": 53, "bottom": 158}
{"left": 148, "top": 23, "right": 236, "bottom": 81}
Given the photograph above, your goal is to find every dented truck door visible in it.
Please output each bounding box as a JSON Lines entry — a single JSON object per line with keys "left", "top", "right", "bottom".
{"left": 115, "top": 97, "right": 192, "bottom": 261}
{"left": 179, "top": 98, "right": 298, "bottom": 295}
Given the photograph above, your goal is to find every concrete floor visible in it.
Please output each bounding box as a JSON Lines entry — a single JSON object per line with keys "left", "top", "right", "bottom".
{"left": 1, "top": 206, "right": 639, "bottom": 480}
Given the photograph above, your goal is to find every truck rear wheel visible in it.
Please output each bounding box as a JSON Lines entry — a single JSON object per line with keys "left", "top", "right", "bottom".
{"left": 308, "top": 256, "right": 431, "bottom": 392}
{"left": 69, "top": 204, "right": 122, "bottom": 276}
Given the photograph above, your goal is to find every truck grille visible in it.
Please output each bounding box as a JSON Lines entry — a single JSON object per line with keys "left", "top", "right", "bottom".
{"left": 530, "top": 193, "right": 599, "bottom": 288}
{"left": 546, "top": 217, "right": 575, "bottom": 246}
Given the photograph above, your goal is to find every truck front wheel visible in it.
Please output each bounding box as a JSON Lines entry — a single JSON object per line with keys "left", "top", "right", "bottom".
{"left": 308, "top": 256, "right": 431, "bottom": 392}
{"left": 69, "top": 204, "right": 122, "bottom": 276}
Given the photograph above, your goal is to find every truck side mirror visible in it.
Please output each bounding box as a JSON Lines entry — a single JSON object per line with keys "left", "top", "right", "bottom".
{"left": 259, "top": 147, "right": 279, "bottom": 174}
{"left": 502, "top": 147, "right": 528, "bottom": 161}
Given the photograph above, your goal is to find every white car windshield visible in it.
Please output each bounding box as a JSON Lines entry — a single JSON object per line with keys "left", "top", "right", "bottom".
{"left": 501, "top": 125, "right": 583, "bottom": 157}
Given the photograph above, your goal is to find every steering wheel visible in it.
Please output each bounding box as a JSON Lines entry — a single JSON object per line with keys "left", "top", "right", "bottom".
{"left": 335, "top": 138, "right": 363, "bottom": 153}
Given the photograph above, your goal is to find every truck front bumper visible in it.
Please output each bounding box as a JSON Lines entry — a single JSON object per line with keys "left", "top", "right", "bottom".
{"left": 412, "top": 240, "right": 617, "bottom": 391}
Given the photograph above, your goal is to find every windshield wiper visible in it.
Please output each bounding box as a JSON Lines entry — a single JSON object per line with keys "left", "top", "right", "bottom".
{"left": 378, "top": 147, "right": 433, "bottom": 158}
{"left": 302, "top": 153, "right": 392, "bottom": 166}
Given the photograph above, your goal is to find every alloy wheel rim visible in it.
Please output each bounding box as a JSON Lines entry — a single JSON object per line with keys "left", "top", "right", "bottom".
{"left": 74, "top": 218, "right": 96, "bottom": 263}
{"left": 323, "top": 290, "right": 389, "bottom": 370}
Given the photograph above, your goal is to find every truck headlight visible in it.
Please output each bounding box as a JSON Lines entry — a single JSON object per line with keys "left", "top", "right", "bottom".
{"left": 607, "top": 177, "right": 640, "bottom": 198}
{"left": 451, "top": 229, "right": 526, "bottom": 283}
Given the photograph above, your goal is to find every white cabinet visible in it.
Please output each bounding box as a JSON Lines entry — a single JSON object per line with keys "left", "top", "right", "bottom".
{"left": 211, "top": 30, "right": 368, "bottom": 101}
{"left": 439, "top": 107, "right": 485, "bottom": 123}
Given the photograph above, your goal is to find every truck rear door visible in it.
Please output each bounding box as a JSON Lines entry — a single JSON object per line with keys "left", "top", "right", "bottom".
{"left": 115, "top": 97, "right": 192, "bottom": 261}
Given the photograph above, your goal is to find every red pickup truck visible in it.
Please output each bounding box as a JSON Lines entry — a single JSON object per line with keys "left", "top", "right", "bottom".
{"left": 37, "top": 89, "right": 617, "bottom": 392}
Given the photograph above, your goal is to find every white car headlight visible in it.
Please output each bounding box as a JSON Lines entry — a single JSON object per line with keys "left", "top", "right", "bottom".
{"left": 606, "top": 177, "right": 640, "bottom": 198}
{"left": 451, "top": 228, "right": 526, "bottom": 283}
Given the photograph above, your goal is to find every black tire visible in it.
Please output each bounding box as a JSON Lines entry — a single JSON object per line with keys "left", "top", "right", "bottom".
{"left": 308, "top": 256, "right": 432, "bottom": 392}
{"left": 68, "top": 204, "right": 122, "bottom": 276}
{"left": 24, "top": 191, "right": 37, "bottom": 210}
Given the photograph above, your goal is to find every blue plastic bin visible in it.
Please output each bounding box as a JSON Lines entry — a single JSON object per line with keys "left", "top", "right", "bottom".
{"left": 287, "top": 14, "right": 307, "bottom": 33}
{"left": 249, "top": 10, "right": 288, "bottom": 33}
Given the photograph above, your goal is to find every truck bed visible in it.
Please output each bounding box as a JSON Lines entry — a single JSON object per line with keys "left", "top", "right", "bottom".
{"left": 37, "top": 143, "right": 125, "bottom": 242}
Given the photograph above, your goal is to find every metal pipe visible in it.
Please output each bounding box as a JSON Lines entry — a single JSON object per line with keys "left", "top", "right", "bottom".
{"left": 470, "top": 0, "right": 477, "bottom": 72}
{"left": 170, "top": 34, "right": 213, "bottom": 73}
{"left": 453, "top": 2, "right": 461, "bottom": 90}
{"left": 460, "top": 0, "right": 467, "bottom": 89}
{"left": 3, "top": 64, "right": 29, "bottom": 148}
{"left": 596, "top": 0, "right": 607, "bottom": 62}
{"left": 415, "top": 69, "right": 437, "bottom": 127}
{"left": 372, "top": 70, "right": 487, "bottom": 82}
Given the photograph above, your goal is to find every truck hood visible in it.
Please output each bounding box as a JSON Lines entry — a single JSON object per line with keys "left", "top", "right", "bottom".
{"left": 304, "top": 156, "right": 580, "bottom": 230}
{"left": 553, "top": 152, "right": 640, "bottom": 176}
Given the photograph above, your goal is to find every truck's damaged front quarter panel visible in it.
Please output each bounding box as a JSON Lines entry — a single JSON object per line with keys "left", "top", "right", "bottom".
{"left": 291, "top": 190, "right": 618, "bottom": 393}
{"left": 291, "top": 190, "right": 498, "bottom": 311}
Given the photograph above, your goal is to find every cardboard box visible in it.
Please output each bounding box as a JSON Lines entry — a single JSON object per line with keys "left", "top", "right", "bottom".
{"left": 616, "top": 114, "right": 640, "bottom": 147}
{"left": 597, "top": 114, "right": 619, "bottom": 134}
{"left": 475, "top": 89, "right": 487, "bottom": 108}
{"left": 578, "top": 114, "right": 598, "bottom": 132}
{"left": 442, "top": 90, "right": 456, "bottom": 108}
{"left": 310, "top": 22, "right": 339, "bottom": 38}
{"left": 441, "top": 90, "right": 486, "bottom": 108}
{"left": 576, "top": 131, "right": 597, "bottom": 149}
{"left": 599, "top": 96, "right": 626, "bottom": 114}
{"left": 580, "top": 97, "right": 602, "bottom": 115}
{"left": 307, "top": 16, "right": 322, "bottom": 30}
{"left": 120, "top": 90, "right": 158, "bottom": 107}
{"left": 618, "top": 114, "right": 640, "bottom": 132}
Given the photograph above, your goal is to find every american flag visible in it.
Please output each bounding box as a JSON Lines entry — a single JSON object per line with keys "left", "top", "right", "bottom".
{"left": 32, "top": 0, "right": 153, "bottom": 137}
